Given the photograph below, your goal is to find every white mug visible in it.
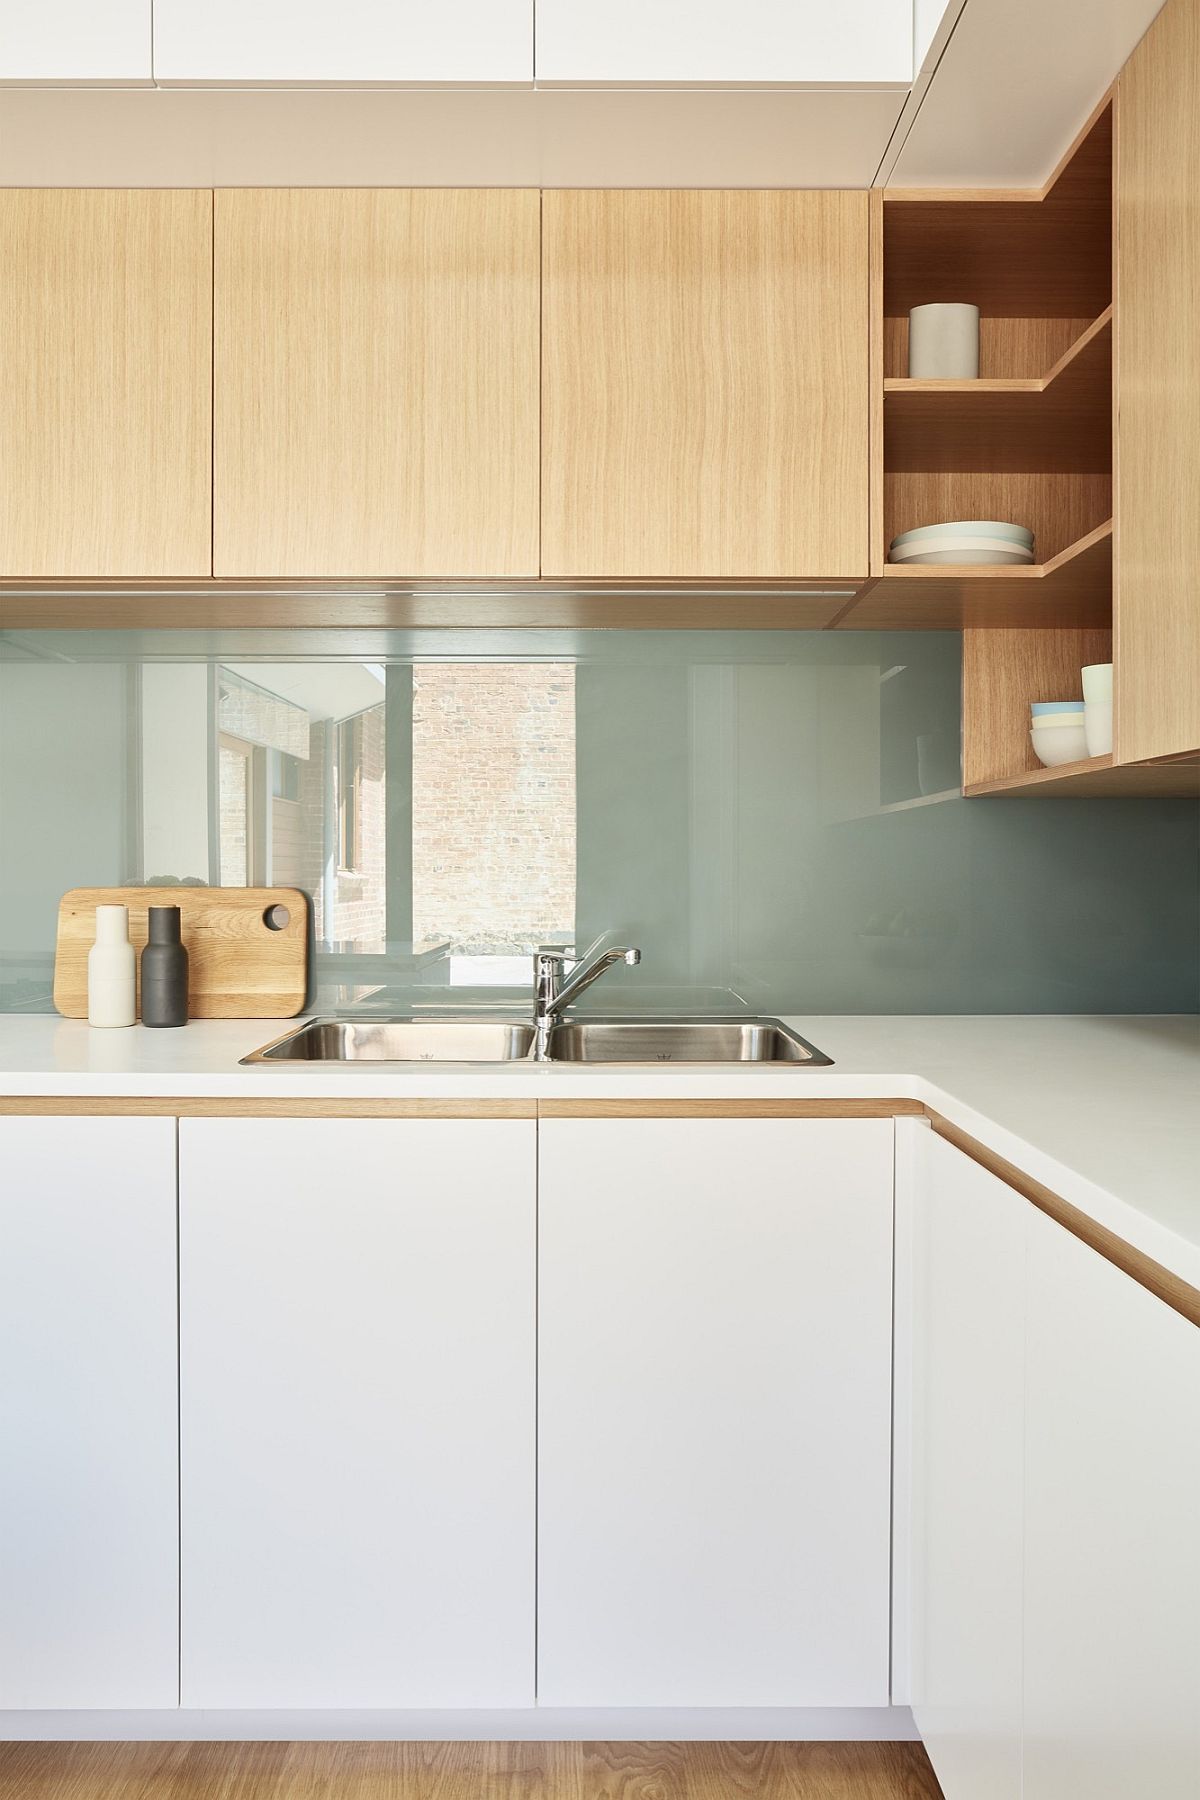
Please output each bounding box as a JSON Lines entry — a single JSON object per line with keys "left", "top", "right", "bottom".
{"left": 1085, "top": 699, "right": 1114, "bottom": 756}
{"left": 1082, "top": 661, "right": 1113, "bottom": 703}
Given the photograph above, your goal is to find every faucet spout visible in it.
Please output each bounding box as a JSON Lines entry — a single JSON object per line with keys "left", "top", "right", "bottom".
{"left": 533, "top": 940, "right": 642, "bottom": 1043}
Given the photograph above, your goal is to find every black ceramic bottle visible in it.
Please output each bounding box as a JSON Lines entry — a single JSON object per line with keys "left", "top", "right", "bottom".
{"left": 141, "top": 906, "right": 189, "bottom": 1028}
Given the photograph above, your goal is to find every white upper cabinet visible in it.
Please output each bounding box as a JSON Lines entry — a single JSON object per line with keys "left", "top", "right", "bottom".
{"left": 914, "top": 0, "right": 962, "bottom": 71}
{"left": 153, "top": 0, "right": 534, "bottom": 85}
{"left": 0, "top": 0, "right": 151, "bottom": 82}
{"left": 535, "top": 0, "right": 914, "bottom": 86}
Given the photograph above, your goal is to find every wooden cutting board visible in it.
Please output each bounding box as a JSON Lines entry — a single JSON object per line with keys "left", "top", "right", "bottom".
{"left": 54, "top": 887, "right": 310, "bottom": 1020}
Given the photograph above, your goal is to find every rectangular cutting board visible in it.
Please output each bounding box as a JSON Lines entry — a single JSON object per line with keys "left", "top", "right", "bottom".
{"left": 54, "top": 887, "right": 310, "bottom": 1020}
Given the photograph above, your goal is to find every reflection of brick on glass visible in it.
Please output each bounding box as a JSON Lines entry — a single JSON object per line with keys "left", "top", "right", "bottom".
{"left": 412, "top": 665, "right": 577, "bottom": 956}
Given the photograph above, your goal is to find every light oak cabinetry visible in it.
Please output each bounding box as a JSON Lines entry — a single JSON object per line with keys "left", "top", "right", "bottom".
{"left": 178, "top": 1117, "right": 536, "bottom": 1707}
{"left": 213, "top": 189, "right": 541, "bottom": 578}
{"left": 0, "top": 190, "right": 212, "bottom": 577}
{"left": 538, "top": 1117, "right": 894, "bottom": 1705}
{"left": 154, "top": 0, "right": 533, "bottom": 85}
{"left": 904, "top": 1120, "right": 1200, "bottom": 1800}
{"left": 0, "top": 1117, "right": 178, "bottom": 1709}
{"left": 850, "top": 70, "right": 1200, "bottom": 799}
{"left": 1113, "top": 0, "right": 1200, "bottom": 764}
{"left": 535, "top": 1, "right": 912, "bottom": 86}
{"left": 541, "top": 190, "right": 871, "bottom": 581}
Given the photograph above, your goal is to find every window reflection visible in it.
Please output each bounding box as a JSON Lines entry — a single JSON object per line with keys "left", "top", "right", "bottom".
{"left": 211, "top": 662, "right": 577, "bottom": 970}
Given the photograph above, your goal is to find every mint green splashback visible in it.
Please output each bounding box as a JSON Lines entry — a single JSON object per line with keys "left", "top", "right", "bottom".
{"left": 1, "top": 630, "right": 1196, "bottom": 1013}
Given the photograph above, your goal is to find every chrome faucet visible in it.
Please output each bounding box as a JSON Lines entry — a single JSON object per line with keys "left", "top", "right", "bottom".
{"left": 533, "top": 939, "right": 642, "bottom": 1053}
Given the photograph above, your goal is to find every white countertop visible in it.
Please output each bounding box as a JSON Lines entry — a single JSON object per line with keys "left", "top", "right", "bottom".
{"left": 1, "top": 1013, "right": 1197, "bottom": 1290}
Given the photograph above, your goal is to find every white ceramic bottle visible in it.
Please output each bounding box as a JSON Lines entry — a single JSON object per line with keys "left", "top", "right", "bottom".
{"left": 87, "top": 904, "right": 137, "bottom": 1028}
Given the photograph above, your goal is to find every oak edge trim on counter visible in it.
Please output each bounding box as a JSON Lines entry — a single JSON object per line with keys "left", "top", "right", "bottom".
{"left": 927, "top": 1112, "right": 1200, "bottom": 1330}
{"left": 0, "top": 1097, "right": 538, "bottom": 1120}
{"left": 0, "top": 1097, "right": 917, "bottom": 1121}
{"left": 536, "top": 1098, "right": 923, "bottom": 1118}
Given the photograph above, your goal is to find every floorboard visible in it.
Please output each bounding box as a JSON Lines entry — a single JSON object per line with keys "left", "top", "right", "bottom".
{"left": 0, "top": 1741, "right": 943, "bottom": 1800}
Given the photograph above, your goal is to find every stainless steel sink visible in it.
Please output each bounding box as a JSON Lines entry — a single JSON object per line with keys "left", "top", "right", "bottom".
{"left": 242, "top": 1016, "right": 830, "bottom": 1065}
{"left": 543, "top": 1019, "right": 830, "bottom": 1063}
{"left": 242, "top": 1019, "right": 538, "bottom": 1063}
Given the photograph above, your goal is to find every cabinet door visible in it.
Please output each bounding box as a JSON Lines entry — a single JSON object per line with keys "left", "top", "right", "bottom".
{"left": 154, "top": 1, "right": 532, "bottom": 84}
{"left": 538, "top": 1117, "right": 893, "bottom": 1705}
{"left": 0, "top": 1117, "right": 178, "bottom": 1708}
{"left": 907, "top": 1127, "right": 1024, "bottom": 1800}
{"left": 535, "top": 1, "right": 912, "bottom": 85}
{"left": 542, "top": 190, "right": 870, "bottom": 579}
{"left": 1023, "top": 1208, "right": 1200, "bottom": 1800}
{"left": 179, "top": 1117, "right": 536, "bottom": 1707}
{"left": 214, "top": 189, "right": 540, "bottom": 578}
{"left": 0, "top": 190, "right": 212, "bottom": 576}
{"left": 1114, "top": 0, "right": 1200, "bottom": 761}
{"left": 0, "top": 1, "right": 151, "bottom": 82}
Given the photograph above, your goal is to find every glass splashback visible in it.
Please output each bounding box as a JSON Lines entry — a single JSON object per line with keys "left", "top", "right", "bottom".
{"left": 1, "top": 630, "right": 1196, "bottom": 1015}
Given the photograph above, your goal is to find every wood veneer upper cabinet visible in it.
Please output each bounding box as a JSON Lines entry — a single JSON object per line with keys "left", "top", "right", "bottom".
{"left": 0, "top": 190, "right": 211, "bottom": 577}
{"left": 541, "top": 190, "right": 870, "bottom": 580}
{"left": 214, "top": 189, "right": 540, "bottom": 579}
{"left": 1114, "top": 0, "right": 1200, "bottom": 763}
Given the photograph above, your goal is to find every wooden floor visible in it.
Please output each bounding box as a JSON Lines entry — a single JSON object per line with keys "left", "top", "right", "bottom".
{"left": 0, "top": 1742, "right": 943, "bottom": 1799}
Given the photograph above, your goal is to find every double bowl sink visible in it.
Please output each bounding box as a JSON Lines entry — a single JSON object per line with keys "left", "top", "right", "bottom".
{"left": 242, "top": 1017, "right": 832, "bottom": 1066}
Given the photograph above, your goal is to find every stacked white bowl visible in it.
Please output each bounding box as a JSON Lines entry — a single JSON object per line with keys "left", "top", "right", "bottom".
{"left": 1030, "top": 701, "right": 1088, "bottom": 766}
{"left": 1082, "top": 662, "right": 1114, "bottom": 754}
{"left": 889, "top": 520, "right": 1035, "bottom": 565}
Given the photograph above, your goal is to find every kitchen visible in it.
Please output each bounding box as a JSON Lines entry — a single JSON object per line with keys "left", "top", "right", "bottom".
{"left": 0, "top": 2, "right": 1198, "bottom": 1797}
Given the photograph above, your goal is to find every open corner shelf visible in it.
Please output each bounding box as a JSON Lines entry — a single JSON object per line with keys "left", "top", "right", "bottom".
{"left": 964, "top": 753, "right": 1200, "bottom": 799}
{"left": 839, "top": 520, "right": 1112, "bottom": 630}
{"left": 883, "top": 307, "right": 1112, "bottom": 476}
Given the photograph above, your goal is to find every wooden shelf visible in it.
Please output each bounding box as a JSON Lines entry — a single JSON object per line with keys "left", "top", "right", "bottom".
{"left": 839, "top": 521, "right": 1113, "bottom": 630}
{"left": 965, "top": 754, "right": 1200, "bottom": 798}
{"left": 884, "top": 309, "right": 1112, "bottom": 474}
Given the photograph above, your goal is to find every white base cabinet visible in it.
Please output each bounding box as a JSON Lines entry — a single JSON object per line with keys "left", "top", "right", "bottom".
{"left": 1023, "top": 1207, "right": 1200, "bottom": 1800}
{"left": 0, "top": 1117, "right": 178, "bottom": 1708}
{"left": 905, "top": 1121, "right": 1200, "bottom": 1800}
{"left": 908, "top": 1125, "right": 1024, "bottom": 1800}
{"left": 537, "top": 1117, "right": 895, "bottom": 1706}
{"left": 178, "top": 1118, "right": 536, "bottom": 1708}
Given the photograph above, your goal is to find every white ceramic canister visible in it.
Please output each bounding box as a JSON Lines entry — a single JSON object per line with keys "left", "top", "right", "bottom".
{"left": 87, "top": 903, "right": 137, "bottom": 1028}
{"left": 1081, "top": 661, "right": 1113, "bottom": 702}
{"left": 1084, "top": 700, "right": 1114, "bottom": 755}
{"left": 908, "top": 303, "right": 981, "bottom": 379}
{"left": 1082, "top": 662, "right": 1114, "bottom": 754}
